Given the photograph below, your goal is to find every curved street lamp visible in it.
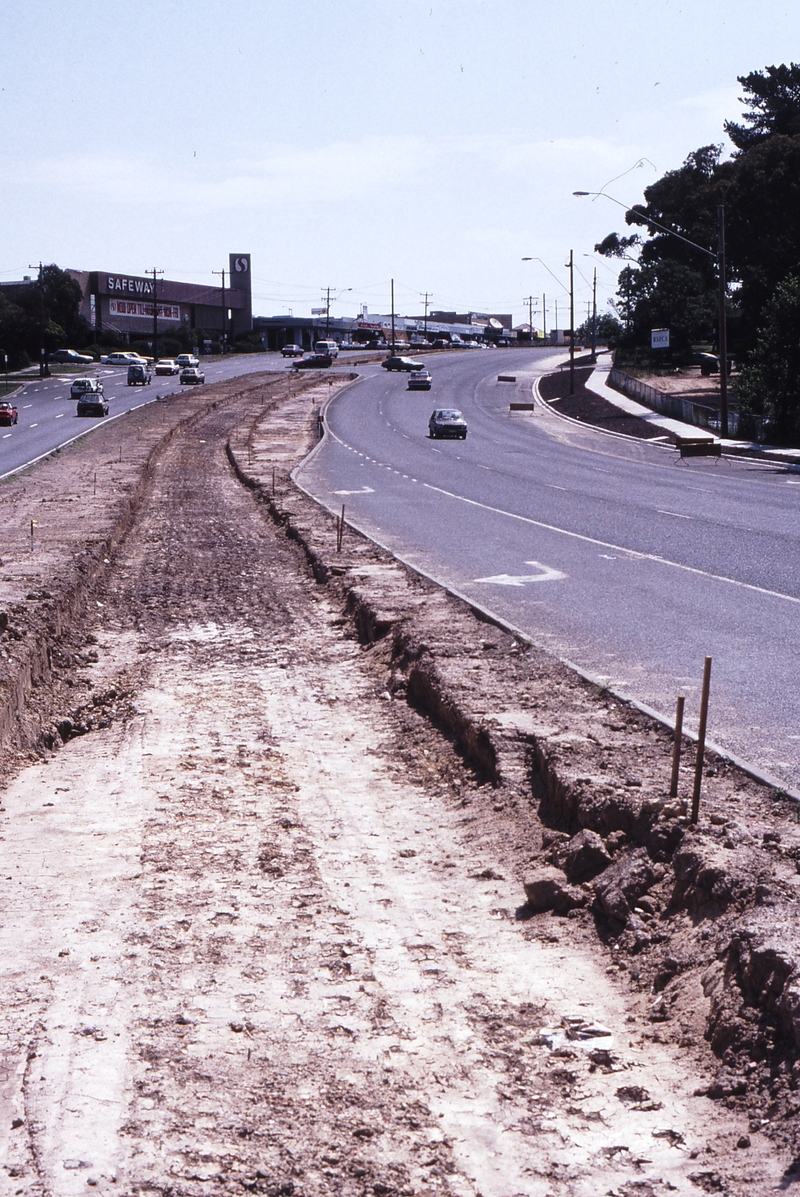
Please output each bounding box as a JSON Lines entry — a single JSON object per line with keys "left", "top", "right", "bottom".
{"left": 574, "top": 189, "right": 729, "bottom": 437}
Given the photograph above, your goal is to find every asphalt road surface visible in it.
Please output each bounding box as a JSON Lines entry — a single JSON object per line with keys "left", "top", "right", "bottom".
{"left": 0, "top": 352, "right": 284, "bottom": 480}
{"left": 297, "top": 348, "right": 800, "bottom": 793}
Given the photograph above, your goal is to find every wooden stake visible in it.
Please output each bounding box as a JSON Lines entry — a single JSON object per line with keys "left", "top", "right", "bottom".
{"left": 336, "top": 504, "right": 345, "bottom": 553}
{"left": 690, "top": 657, "right": 713, "bottom": 824}
{"left": 669, "top": 694, "right": 685, "bottom": 799}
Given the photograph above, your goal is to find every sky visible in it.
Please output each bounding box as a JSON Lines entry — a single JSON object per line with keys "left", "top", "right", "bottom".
{"left": 2, "top": 0, "right": 800, "bottom": 329}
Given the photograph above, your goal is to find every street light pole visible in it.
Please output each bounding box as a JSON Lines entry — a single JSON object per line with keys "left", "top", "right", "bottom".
{"left": 569, "top": 249, "right": 575, "bottom": 395}
{"left": 591, "top": 267, "right": 597, "bottom": 362}
{"left": 391, "top": 278, "right": 396, "bottom": 352}
{"left": 717, "top": 205, "right": 729, "bottom": 437}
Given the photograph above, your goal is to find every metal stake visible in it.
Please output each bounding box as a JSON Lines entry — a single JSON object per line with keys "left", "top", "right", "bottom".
{"left": 690, "top": 657, "right": 713, "bottom": 824}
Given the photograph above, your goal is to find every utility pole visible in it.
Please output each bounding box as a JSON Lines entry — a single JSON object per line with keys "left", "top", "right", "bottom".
{"left": 542, "top": 293, "right": 547, "bottom": 342}
{"left": 324, "top": 286, "right": 332, "bottom": 336}
{"left": 423, "top": 291, "right": 430, "bottom": 340}
{"left": 149, "top": 268, "right": 163, "bottom": 362}
{"left": 390, "top": 278, "right": 396, "bottom": 352}
{"left": 29, "top": 262, "right": 49, "bottom": 377}
{"left": 212, "top": 269, "right": 227, "bottom": 353}
{"left": 527, "top": 295, "right": 535, "bottom": 343}
{"left": 591, "top": 267, "right": 597, "bottom": 363}
{"left": 569, "top": 249, "right": 575, "bottom": 396}
{"left": 717, "top": 205, "right": 729, "bottom": 438}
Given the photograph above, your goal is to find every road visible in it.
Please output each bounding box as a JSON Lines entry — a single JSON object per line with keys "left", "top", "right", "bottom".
{"left": 297, "top": 348, "right": 800, "bottom": 791}
{"left": 0, "top": 352, "right": 287, "bottom": 479}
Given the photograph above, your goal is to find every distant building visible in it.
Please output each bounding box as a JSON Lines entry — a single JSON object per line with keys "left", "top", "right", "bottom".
{"left": 67, "top": 254, "right": 253, "bottom": 343}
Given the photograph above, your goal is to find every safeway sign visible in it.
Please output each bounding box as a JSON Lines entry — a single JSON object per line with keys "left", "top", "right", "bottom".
{"left": 651, "top": 328, "right": 670, "bottom": 349}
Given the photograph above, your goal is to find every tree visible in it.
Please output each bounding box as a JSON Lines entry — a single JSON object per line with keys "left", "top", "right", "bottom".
{"left": 736, "top": 274, "right": 800, "bottom": 444}
{"left": 725, "top": 63, "right": 800, "bottom": 151}
{"left": 574, "top": 312, "right": 623, "bottom": 345}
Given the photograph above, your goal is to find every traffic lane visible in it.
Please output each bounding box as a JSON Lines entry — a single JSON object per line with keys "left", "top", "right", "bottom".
{"left": 332, "top": 367, "right": 800, "bottom": 598}
{"left": 298, "top": 444, "right": 800, "bottom": 788}
{"left": 0, "top": 356, "right": 287, "bottom": 477}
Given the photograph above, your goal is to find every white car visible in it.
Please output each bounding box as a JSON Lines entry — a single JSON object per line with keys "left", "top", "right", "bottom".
{"left": 176, "top": 353, "right": 200, "bottom": 369}
{"left": 155, "top": 358, "right": 180, "bottom": 375}
{"left": 101, "top": 351, "right": 145, "bottom": 366}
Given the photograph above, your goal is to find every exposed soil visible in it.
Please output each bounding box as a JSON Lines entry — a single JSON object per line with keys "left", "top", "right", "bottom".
{"left": 1, "top": 368, "right": 800, "bottom": 1195}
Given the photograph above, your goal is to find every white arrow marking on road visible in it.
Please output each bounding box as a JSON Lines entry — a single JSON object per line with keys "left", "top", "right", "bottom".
{"left": 474, "top": 560, "right": 567, "bottom": 586}
{"left": 332, "top": 486, "right": 375, "bottom": 496}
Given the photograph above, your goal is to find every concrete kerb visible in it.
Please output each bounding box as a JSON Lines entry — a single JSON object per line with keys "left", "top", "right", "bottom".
{"left": 546, "top": 357, "right": 800, "bottom": 472}
{"left": 291, "top": 374, "right": 800, "bottom": 805}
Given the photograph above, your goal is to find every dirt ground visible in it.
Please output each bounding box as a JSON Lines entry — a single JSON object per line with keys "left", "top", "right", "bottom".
{"left": 1, "top": 370, "right": 800, "bottom": 1196}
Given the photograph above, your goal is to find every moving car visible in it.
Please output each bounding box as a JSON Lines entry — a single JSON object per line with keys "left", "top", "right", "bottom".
{"left": 101, "top": 351, "right": 145, "bottom": 366}
{"left": 429, "top": 408, "right": 468, "bottom": 439}
{"left": 0, "top": 400, "right": 18, "bottom": 425}
{"left": 127, "top": 362, "right": 152, "bottom": 385}
{"left": 76, "top": 387, "right": 109, "bottom": 417}
{"left": 292, "top": 353, "right": 332, "bottom": 370}
{"left": 280, "top": 344, "right": 304, "bottom": 358}
{"left": 49, "top": 348, "right": 95, "bottom": 364}
{"left": 70, "top": 377, "right": 104, "bottom": 401}
{"left": 407, "top": 369, "right": 432, "bottom": 391}
{"left": 176, "top": 353, "right": 200, "bottom": 369}
{"left": 314, "top": 339, "right": 339, "bottom": 358}
{"left": 155, "top": 358, "right": 180, "bottom": 375}
{"left": 180, "top": 367, "right": 205, "bottom": 384}
{"left": 381, "top": 355, "right": 425, "bottom": 372}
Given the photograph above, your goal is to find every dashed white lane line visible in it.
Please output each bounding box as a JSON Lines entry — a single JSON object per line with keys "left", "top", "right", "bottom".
{"left": 657, "top": 509, "right": 694, "bottom": 519}
{"left": 55, "top": 413, "right": 64, "bottom": 419}
{"left": 2, "top": 433, "right": 11, "bottom": 439}
{"left": 421, "top": 480, "right": 800, "bottom": 607}
{"left": 30, "top": 423, "right": 38, "bottom": 428}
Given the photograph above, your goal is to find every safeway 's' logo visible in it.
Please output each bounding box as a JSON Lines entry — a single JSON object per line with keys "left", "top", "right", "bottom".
{"left": 233, "top": 256, "right": 249, "bottom": 273}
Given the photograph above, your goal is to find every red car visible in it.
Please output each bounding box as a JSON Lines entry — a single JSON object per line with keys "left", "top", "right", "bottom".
{"left": 0, "top": 401, "right": 18, "bottom": 426}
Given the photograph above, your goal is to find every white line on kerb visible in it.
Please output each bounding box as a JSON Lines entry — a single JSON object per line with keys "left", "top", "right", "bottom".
{"left": 422, "top": 481, "right": 800, "bottom": 607}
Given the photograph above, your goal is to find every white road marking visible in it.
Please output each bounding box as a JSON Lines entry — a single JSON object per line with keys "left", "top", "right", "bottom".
{"left": 657, "top": 509, "right": 694, "bottom": 519}
{"left": 2, "top": 433, "right": 11, "bottom": 439}
{"left": 423, "top": 480, "right": 800, "bottom": 606}
{"left": 55, "top": 413, "right": 64, "bottom": 419}
{"left": 30, "top": 423, "right": 38, "bottom": 427}
{"left": 474, "top": 561, "right": 567, "bottom": 587}
{"left": 333, "top": 486, "right": 375, "bottom": 495}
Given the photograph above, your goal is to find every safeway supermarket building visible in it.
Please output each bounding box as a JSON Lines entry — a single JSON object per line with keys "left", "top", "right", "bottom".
{"left": 68, "top": 253, "right": 253, "bottom": 342}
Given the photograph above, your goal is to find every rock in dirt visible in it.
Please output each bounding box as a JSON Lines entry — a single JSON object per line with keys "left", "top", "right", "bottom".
{"left": 562, "top": 828, "right": 612, "bottom": 882}
{"left": 592, "top": 847, "right": 663, "bottom": 926}
{"left": 523, "top": 865, "right": 587, "bottom": 913}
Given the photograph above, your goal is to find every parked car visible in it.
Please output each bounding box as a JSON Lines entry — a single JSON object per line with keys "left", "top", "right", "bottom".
{"left": 49, "top": 348, "right": 95, "bottom": 364}
{"left": 292, "top": 353, "right": 332, "bottom": 370}
{"left": 381, "top": 356, "right": 425, "bottom": 372}
{"left": 155, "top": 358, "right": 180, "bottom": 375}
{"left": 176, "top": 353, "right": 200, "bottom": 369}
{"left": 407, "top": 369, "right": 432, "bottom": 391}
{"left": 180, "top": 367, "right": 205, "bottom": 385}
{"left": 0, "top": 400, "right": 18, "bottom": 425}
{"left": 70, "top": 377, "right": 104, "bottom": 401}
{"left": 429, "top": 408, "right": 468, "bottom": 439}
{"left": 127, "top": 362, "right": 152, "bottom": 385}
{"left": 432, "top": 339, "right": 450, "bottom": 349}
{"left": 280, "top": 344, "right": 304, "bottom": 358}
{"left": 77, "top": 388, "right": 109, "bottom": 417}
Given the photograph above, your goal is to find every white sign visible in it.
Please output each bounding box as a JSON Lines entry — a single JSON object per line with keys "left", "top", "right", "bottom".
{"left": 109, "top": 299, "right": 181, "bottom": 322}
{"left": 651, "top": 328, "right": 670, "bottom": 349}
{"left": 311, "top": 307, "right": 326, "bottom": 316}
